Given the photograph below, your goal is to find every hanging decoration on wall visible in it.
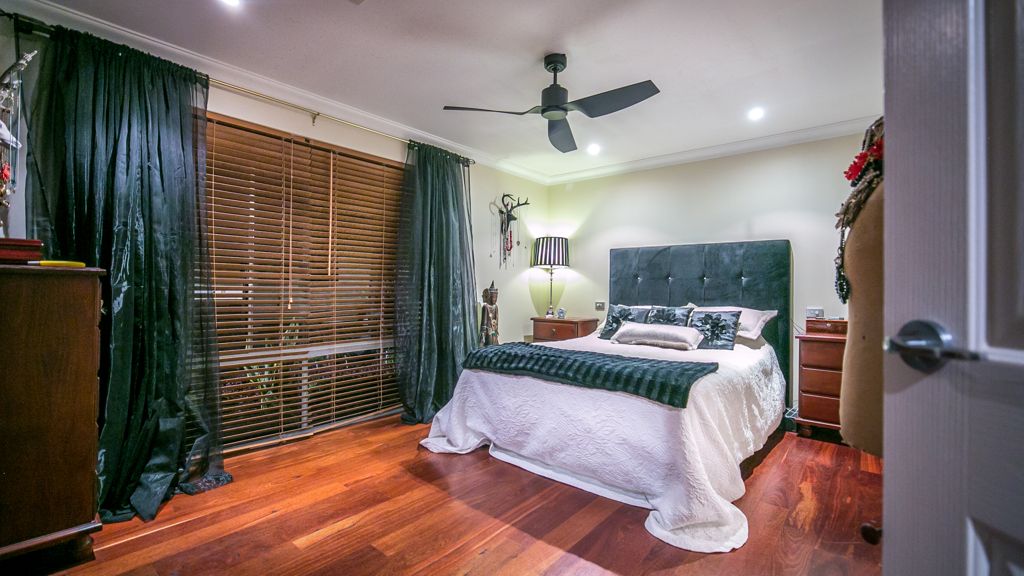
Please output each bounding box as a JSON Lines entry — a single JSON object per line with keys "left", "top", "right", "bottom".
{"left": 495, "top": 193, "right": 529, "bottom": 268}
{"left": 0, "top": 49, "right": 36, "bottom": 234}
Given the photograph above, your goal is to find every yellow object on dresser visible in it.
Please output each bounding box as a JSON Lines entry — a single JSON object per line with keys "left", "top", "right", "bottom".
{"left": 34, "top": 260, "right": 87, "bottom": 267}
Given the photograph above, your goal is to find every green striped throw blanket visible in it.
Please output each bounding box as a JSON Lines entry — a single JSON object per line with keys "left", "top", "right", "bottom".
{"left": 462, "top": 342, "right": 718, "bottom": 408}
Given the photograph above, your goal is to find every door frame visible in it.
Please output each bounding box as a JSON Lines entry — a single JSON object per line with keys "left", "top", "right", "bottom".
{"left": 966, "top": 0, "right": 1024, "bottom": 366}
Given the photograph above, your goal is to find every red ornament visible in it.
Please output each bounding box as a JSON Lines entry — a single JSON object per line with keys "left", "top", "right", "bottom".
{"left": 844, "top": 152, "right": 868, "bottom": 181}
{"left": 867, "top": 137, "right": 884, "bottom": 160}
{"left": 0, "top": 162, "right": 10, "bottom": 183}
{"left": 843, "top": 136, "right": 884, "bottom": 182}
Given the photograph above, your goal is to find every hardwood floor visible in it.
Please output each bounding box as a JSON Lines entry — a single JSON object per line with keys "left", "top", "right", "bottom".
{"left": 58, "top": 416, "right": 882, "bottom": 576}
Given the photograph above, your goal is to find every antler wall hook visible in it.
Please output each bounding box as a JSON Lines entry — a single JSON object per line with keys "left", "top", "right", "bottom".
{"left": 498, "top": 194, "right": 529, "bottom": 267}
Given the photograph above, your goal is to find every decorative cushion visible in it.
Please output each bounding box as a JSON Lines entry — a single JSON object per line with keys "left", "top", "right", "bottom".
{"left": 690, "top": 310, "right": 742, "bottom": 350}
{"left": 646, "top": 305, "right": 694, "bottom": 327}
{"left": 611, "top": 321, "right": 704, "bottom": 351}
{"left": 687, "top": 303, "right": 778, "bottom": 341}
{"left": 598, "top": 305, "right": 652, "bottom": 339}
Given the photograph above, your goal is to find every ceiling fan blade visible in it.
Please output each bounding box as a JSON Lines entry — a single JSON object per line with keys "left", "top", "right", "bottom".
{"left": 443, "top": 105, "right": 541, "bottom": 116}
{"left": 548, "top": 118, "right": 577, "bottom": 153}
{"left": 566, "top": 80, "right": 660, "bottom": 118}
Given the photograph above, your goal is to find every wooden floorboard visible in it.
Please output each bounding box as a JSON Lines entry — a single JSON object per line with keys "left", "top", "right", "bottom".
{"left": 56, "top": 416, "right": 882, "bottom": 576}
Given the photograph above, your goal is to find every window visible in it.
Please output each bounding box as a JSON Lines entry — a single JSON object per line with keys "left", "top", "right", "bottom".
{"left": 205, "top": 114, "right": 402, "bottom": 450}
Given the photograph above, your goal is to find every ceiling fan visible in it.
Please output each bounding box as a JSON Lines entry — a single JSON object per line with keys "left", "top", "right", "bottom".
{"left": 443, "top": 53, "right": 660, "bottom": 153}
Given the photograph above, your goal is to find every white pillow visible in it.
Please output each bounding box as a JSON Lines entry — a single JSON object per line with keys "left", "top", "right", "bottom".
{"left": 611, "top": 321, "right": 704, "bottom": 351}
{"left": 686, "top": 303, "right": 778, "bottom": 340}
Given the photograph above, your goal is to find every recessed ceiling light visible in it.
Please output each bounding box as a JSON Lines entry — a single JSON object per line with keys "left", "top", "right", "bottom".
{"left": 220, "top": 0, "right": 240, "bottom": 7}
{"left": 586, "top": 143, "right": 601, "bottom": 156}
{"left": 747, "top": 106, "right": 766, "bottom": 121}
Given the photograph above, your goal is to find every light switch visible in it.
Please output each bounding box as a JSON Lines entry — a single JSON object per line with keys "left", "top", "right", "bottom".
{"left": 595, "top": 301, "right": 606, "bottom": 311}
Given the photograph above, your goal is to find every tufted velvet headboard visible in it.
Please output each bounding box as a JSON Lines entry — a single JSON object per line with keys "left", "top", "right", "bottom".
{"left": 608, "top": 240, "right": 792, "bottom": 405}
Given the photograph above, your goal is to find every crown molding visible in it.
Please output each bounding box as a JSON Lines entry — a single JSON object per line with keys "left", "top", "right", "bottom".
{"left": 7, "top": 0, "right": 554, "bottom": 184}
{"left": 8, "top": 0, "right": 876, "bottom": 188}
{"left": 540, "top": 115, "right": 880, "bottom": 185}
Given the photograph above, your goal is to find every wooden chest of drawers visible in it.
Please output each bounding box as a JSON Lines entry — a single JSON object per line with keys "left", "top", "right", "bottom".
{"left": 795, "top": 320, "right": 847, "bottom": 437}
{"left": 0, "top": 265, "right": 104, "bottom": 564}
{"left": 531, "top": 317, "right": 600, "bottom": 342}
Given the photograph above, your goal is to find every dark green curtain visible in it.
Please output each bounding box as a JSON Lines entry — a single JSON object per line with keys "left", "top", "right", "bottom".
{"left": 26, "top": 27, "right": 230, "bottom": 521}
{"left": 395, "top": 142, "right": 478, "bottom": 423}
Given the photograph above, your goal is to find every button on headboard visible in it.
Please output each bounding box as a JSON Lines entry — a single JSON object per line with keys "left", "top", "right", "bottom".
{"left": 608, "top": 240, "right": 792, "bottom": 404}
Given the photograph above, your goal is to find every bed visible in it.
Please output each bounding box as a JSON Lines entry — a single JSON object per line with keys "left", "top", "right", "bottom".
{"left": 421, "top": 240, "right": 792, "bottom": 553}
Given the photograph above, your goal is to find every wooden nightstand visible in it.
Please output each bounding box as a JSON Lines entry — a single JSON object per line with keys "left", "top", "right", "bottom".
{"left": 794, "top": 319, "right": 848, "bottom": 437}
{"left": 531, "top": 317, "right": 600, "bottom": 342}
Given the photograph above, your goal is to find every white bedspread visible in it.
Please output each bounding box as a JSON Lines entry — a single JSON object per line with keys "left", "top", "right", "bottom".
{"left": 420, "top": 333, "right": 786, "bottom": 552}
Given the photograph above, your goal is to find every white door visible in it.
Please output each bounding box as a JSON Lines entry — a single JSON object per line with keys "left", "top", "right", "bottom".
{"left": 884, "top": 0, "right": 1024, "bottom": 575}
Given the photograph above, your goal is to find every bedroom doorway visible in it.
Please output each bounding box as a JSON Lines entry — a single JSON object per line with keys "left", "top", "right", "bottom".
{"left": 883, "top": 0, "right": 1024, "bottom": 575}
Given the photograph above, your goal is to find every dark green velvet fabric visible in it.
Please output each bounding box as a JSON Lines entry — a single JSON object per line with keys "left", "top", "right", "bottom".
{"left": 463, "top": 343, "right": 718, "bottom": 408}
{"left": 395, "top": 142, "right": 478, "bottom": 423}
{"left": 607, "top": 240, "right": 792, "bottom": 403}
{"left": 598, "top": 304, "right": 651, "bottom": 339}
{"left": 26, "top": 27, "right": 229, "bottom": 521}
{"left": 691, "top": 310, "right": 742, "bottom": 350}
{"left": 647, "top": 305, "right": 694, "bottom": 327}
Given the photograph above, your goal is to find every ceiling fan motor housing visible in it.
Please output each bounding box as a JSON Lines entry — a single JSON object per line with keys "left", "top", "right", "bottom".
{"left": 543, "top": 53, "right": 567, "bottom": 74}
{"left": 541, "top": 84, "right": 568, "bottom": 120}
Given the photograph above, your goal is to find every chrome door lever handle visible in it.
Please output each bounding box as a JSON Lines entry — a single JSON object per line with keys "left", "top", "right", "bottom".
{"left": 884, "top": 336, "right": 981, "bottom": 360}
{"left": 884, "top": 320, "right": 982, "bottom": 373}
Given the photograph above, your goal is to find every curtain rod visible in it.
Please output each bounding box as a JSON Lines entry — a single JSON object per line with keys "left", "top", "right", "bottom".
{"left": 209, "top": 79, "right": 474, "bottom": 164}
{"left": 1, "top": 10, "right": 475, "bottom": 164}
{"left": 209, "top": 78, "right": 471, "bottom": 164}
{"left": 209, "top": 78, "right": 406, "bottom": 143}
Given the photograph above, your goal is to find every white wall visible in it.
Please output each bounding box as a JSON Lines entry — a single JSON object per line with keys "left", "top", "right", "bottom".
{"left": 544, "top": 134, "right": 861, "bottom": 397}
{"left": 209, "top": 89, "right": 406, "bottom": 164}
{"left": 468, "top": 164, "right": 550, "bottom": 341}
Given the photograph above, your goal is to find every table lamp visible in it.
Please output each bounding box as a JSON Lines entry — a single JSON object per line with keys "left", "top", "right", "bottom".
{"left": 532, "top": 236, "right": 570, "bottom": 317}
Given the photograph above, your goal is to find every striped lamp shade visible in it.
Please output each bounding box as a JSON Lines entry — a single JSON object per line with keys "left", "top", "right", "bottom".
{"left": 532, "top": 236, "right": 570, "bottom": 268}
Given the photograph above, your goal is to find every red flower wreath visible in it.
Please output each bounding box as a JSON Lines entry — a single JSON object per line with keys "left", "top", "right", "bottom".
{"left": 844, "top": 137, "right": 884, "bottom": 182}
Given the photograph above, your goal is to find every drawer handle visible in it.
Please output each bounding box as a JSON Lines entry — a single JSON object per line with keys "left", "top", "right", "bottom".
{"left": 551, "top": 328, "right": 557, "bottom": 335}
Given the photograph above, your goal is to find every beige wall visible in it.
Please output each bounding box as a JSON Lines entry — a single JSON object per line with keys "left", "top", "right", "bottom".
{"left": 544, "top": 134, "right": 860, "bottom": 394}
{"left": 468, "top": 165, "right": 551, "bottom": 341}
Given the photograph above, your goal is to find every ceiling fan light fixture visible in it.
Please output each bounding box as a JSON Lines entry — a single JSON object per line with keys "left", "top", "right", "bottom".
{"left": 747, "top": 106, "right": 766, "bottom": 121}
{"left": 443, "top": 54, "right": 659, "bottom": 153}
{"left": 587, "top": 143, "right": 601, "bottom": 156}
{"left": 219, "top": 0, "right": 241, "bottom": 7}
{"left": 541, "top": 84, "right": 568, "bottom": 121}
{"left": 542, "top": 108, "right": 567, "bottom": 121}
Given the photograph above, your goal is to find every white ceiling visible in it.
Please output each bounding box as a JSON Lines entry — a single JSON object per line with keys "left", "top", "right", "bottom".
{"left": 27, "top": 0, "right": 883, "bottom": 182}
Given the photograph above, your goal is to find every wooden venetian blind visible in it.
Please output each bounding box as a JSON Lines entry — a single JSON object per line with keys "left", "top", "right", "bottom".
{"left": 205, "top": 113, "right": 403, "bottom": 450}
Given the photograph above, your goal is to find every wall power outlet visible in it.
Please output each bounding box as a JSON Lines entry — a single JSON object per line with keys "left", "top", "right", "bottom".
{"left": 595, "top": 301, "right": 606, "bottom": 311}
